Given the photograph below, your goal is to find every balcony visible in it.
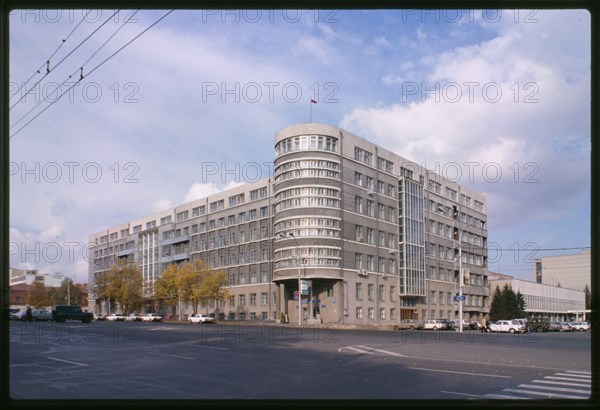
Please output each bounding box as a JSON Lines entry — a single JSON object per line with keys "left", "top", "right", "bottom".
{"left": 161, "top": 234, "right": 190, "bottom": 246}
{"left": 159, "top": 252, "right": 189, "bottom": 264}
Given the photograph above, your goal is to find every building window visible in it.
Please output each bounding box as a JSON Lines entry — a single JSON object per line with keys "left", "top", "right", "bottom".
{"left": 368, "top": 284, "right": 374, "bottom": 300}
{"left": 379, "top": 308, "right": 386, "bottom": 320}
{"left": 355, "top": 172, "right": 362, "bottom": 186}
{"left": 260, "top": 292, "right": 268, "bottom": 305}
{"left": 379, "top": 285, "right": 385, "bottom": 300}
{"left": 354, "top": 196, "right": 363, "bottom": 213}
{"left": 355, "top": 253, "right": 363, "bottom": 270}
{"left": 239, "top": 294, "right": 246, "bottom": 306}
{"left": 250, "top": 293, "right": 256, "bottom": 306}
{"left": 356, "top": 307, "right": 363, "bottom": 319}
{"left": 368, "top": 308, "right": 375, "bottom": 319}
{"left": 390, "top": 308, "right": 396, "bottom": 320}
{"left": 356, "top": 283, "right": 363, "bottom": 300}
{"left": 390, "top": 286, "right": 396, "bottom": 302}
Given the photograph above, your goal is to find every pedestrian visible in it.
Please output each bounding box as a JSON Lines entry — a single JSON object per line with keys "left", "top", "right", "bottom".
{"left": 24, "top": 306, "right": 33, "bottom": 323}
{"left": 479, "top": 317, "right": 486, "bottom": 332}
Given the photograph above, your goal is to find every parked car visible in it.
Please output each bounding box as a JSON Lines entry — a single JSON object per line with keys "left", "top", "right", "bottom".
{"left": 423, "top": 320, "right": 448, "bottom": 330}
{"left": 451, "top": 319, "right": 470, "bottom": 331}
{"left": 393, "top": 319, "right": 423, "bottom": 330}
{"left": 488, "top": 320, "right": 526, "bottom": 333}
{"left": 559, "top": 322, "right": 574, "bottom": 332}
{"left": 529, "top": 318, "right": 550, "bottom": 332}
{"left": 435, "top": 319, "right": 454, "bottom": 330}
{"left": 469, "top": 321, "right": 482, "bottom": 330}
{"left": 568, "top": 322, "right": 589, "bottom": 331}
{"left": 125, "top": 313, "right": 142, "bottom": 322}
{"left": 51, "top": 305, "right": 93, "bottom": 323}
{"left": 188, "top": 314, "right": 215, "bottom": 324}
{"left": 93, "top": 314, "right": 106, "bottom": 321}
{"left": 106, "top": 313, "right": 125, "bottom": 321}
{"left": 141, "top": 313, "right": 162, "bottom": 322}
{"left": 32, "top": 309, "right": 53, "bottom": 321}
{"left": 549, "top": 322, "right": 563, "bottom": 332}
{"left": 10, "top": 309, "right": 27, "bottom": 321}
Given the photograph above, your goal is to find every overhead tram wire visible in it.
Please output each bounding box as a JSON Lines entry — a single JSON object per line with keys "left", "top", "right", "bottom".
{"left": 10, "top": 10, "right": 92, "bottom": 102}
{"left": 10, "top": 9, "right": 175, "bottom": 139}
{"left": 10, "top": 10, "right": 141, "bottom": 132}
{"left": 10, "top": 9, "right": 122, "bottom": 111}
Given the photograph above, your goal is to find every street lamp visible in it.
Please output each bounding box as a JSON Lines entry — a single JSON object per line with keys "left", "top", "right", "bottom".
{"left": 440, "top": 204, "right": 464, "bottom": 333}
{"left": 56, "top": 272, "right": 75, "bottom": 305}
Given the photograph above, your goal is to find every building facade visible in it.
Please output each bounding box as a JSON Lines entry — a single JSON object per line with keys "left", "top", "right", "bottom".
{"left": 534, "top": 249, "right": 591, "bottom": 292}
{"left": 489, "top": 272, "right": 586, "bottom": 321}
{"left": 88, "top": 123, "right": 489, "bottom": 325}
{"left": 9, "top": 268, "right": 65, "bottom": 288}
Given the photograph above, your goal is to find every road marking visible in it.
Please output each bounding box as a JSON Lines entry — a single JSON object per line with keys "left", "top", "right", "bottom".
{"left": 410, "top": 367, "right": 511, "bottom": 378}
{"left": 532, "top": 379, "right": 590, "bottom": 388}
{"left": 484, "top": 394, "right": 531, "bottom": 399}
{"left": 148, "top": 352, "right": 195, "bottom": 360}
{"left": 188, "top": 344, "right": 230, "bottom": 351}
{"left": 555, "top": 372, "right": 590, "bottom": 378}
{"left": 47, "top": 357, "right": 89, "bottom": 367}
{"left": 148, "top": 327, "right": 176, "bottom": 331}
{"left": 503, "top": 389, "right": 588, "bottom": 399}
{"left": 545, "top": 376, "right": 592, "bottom": 382}
{"left": 440, "top": 391, "right": 487, "bottom": 398}
{"left": 338, "top": 345, "right": 408, "bottom": 357}
{"left": 517, "top": 384, "right": 591, "bottom": 394}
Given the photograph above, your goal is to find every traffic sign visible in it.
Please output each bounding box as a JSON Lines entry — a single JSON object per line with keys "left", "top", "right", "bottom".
{"left": 453, "top": 295, "right": 466, "bottom": 301}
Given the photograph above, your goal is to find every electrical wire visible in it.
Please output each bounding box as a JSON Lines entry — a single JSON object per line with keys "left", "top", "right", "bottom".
{"left": 10, "top": 10, "right": 140, "bottom": 132}
{"left": 10, "top": 9, "right": 174, "bottom": 139}
{"left": 10, "top": 10, "right": 92, "bottom": 102}
{"left": 10, "top": 9, "right": 122, "bottom": 111}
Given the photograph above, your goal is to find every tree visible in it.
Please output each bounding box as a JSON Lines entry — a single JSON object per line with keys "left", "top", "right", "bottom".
{"left": 198, "top": 268, "right": 229, "bottom": 318}
{"left": 95, "top": 260, "right": 143, "bottom": 314}
{"left": 50, "top": 278, "right": 80, "bottom": 306}
{"left": 489, "top": 284, "right": 526, "bottom": 320}
{"left": 28, "top": 282, "right": 50, "bottom": 308}
{"left": 584, "top": 285, "right": 591, "bottom": 321}
{"left": 153, "top": 263, "right": 181, "bottom": 317}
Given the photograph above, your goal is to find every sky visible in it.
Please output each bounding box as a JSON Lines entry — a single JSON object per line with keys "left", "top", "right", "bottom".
{"left": 7, "top": 8, "right": 591, "bottom": 284}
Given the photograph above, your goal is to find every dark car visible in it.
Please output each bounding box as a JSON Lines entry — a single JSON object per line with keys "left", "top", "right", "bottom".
{"left": 529, "top": 318, "right": 550, "bottom": 332}
{"left": 52, "top": 305, "right": 93, "bottom": 323}
{"left": 435, "top": 319, "right": 455, "bottom": 330}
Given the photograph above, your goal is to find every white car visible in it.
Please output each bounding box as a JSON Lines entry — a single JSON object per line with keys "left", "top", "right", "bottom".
{"left": 141, "top": 313, "right": 163, "bottom": 322}
{"left": 488, "top": 320, "right": 526, "bottom": 333}
{"left": 568, "top": 322, "right": 589, "bottom": 331}
{"left": 188, "top": 314, "right": 215, "bottom": 324}
{"left": 106, "top": 313, "right": 125, "bottom": 321}
{"left": 125, "top": 313, "right": 142, "bottom": 322}
{"left": 423, "top": 320, "right": 448, "bottom": 330}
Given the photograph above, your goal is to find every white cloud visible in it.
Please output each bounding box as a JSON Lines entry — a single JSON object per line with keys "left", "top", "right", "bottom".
{"left": 183, "top": 182, "right": 218, "bottom": 203}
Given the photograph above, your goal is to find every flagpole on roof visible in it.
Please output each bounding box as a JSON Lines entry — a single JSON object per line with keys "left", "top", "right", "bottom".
{"left": 310, "top": 98, "right": 317, "bottom": 122}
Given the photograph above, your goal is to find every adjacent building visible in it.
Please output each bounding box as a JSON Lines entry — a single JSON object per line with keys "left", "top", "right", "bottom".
{"left": 9, "top": 268, "right": 66, "bottom": 288}
{"left": 489, "top": 272, "right": 587, "bottom": 321}
{"left": 534, "top": 249, "right": 591, "bottom": 292}
{"left": 88, "top": 123, "right": 490, "bottom": 326}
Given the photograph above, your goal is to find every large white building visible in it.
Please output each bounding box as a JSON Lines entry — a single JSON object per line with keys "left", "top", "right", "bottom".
{"left": 489, "top": 272, "right": 586, "bottom": 321}
{"left": 88, "top": 123, "right": 490, "bottom": 326}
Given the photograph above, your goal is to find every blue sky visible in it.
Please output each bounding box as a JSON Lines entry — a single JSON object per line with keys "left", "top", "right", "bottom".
{"left": 8, "top": 9, "right": 591, "bottom": 283}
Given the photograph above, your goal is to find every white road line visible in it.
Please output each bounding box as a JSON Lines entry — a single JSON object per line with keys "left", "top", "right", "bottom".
{"left": 556, "top": 372, "right": 590, "bottom": 378}
{"left": 148, "top": 352, "right": 195, "bottom": 360}
{"left": 503, "top": 389, "right": 587, "bottom": 399}
{"left": 47, "top": 357, "right": 89, "bottom": 367}
{"left": 545, "top": 376, "right": 592, "bottom": 382}
{"left": 517, "top": 384, "right": 591, "bottom": 394}
{"left": 485, "top": 393, "right": 532, "bottom": 399}
{"left": 188, "top": 344, "right": 230, "bottom": 351}
{"left": 148, "top": 327, "right": 176, "bottom": 331}
{"left": 564, "top": 370, "right": 591, "bottom": 375}
{"left": 339, "top": 346, "right": 379, "bottom": 355}
{"left": 410, "top": 367, "right": 511, "bottom": 378}
{"left": 533, "top": 379, "right": 590, "bottom": 388}
{"left": 440, "top": 391, "right": 487, "bottom": 398}
{"left": 355, "top": 345, "right": 409, "bottom": 357}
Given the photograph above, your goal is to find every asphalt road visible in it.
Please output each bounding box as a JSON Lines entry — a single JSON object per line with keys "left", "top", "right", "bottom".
{"left": 8, "top": 321, "right": 593, "bottom": 400}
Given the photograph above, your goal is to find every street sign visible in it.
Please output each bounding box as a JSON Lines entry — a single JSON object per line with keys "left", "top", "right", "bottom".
{"left": 301, "top": 280, "right": 309, "bottom": 295}
{"left": 453, "top": 295, "right": 466, "bottom": 302}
